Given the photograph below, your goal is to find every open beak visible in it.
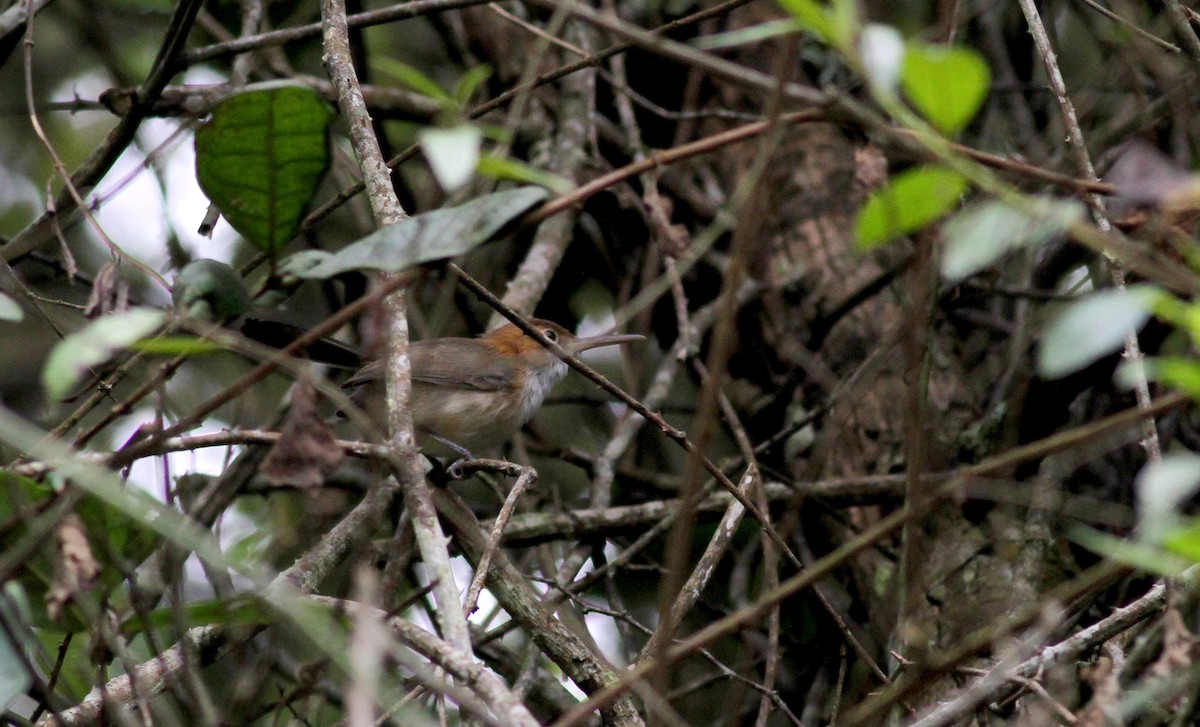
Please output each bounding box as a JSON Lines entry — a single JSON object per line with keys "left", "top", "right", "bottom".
{"left": 568, "top": 333, "right": 644, "bottom": 354}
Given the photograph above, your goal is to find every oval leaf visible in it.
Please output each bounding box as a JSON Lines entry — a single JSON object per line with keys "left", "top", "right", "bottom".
{"left": 772, "top": 0, "right": 832, "bottom": 41}
{"left": 0, "top": 291, "right": 22, "bottom": 322}
{"left": 0, "top": 584, "right": 32, "bottom": 711}
{"left": 1036, "top": 288, "right": 1152, "bottom": 379}
{"left": 855, "top": 166, "right": 967, "bottom": 250}
{"left": 1127, "top": 356, "right": 1200, "bottom": 400}
{"left": 420, "top": 124, "right": 483, "bottom": 192}
{"left": 860, "top": 24, "right": 905, "bottom": 97}
{"left": 902, "top": 42, "right": 991, "bottom": 135}
{"left": 941, "top": 198, "right": 1084, "bottom": 280}
{"left": 288, "top": 186, "right": 550, "bottom": 279}
{"left": 132, "top": 337, "right": 225, "bottom": 355}
{"left": 1138, "top": 452, "right": 1200, "bottom": 543}
{"left": 195, "top": 84, "right": 333, "bottom": 255}
{"left": 43, "top": 309, "right": 166, "bottom": 400}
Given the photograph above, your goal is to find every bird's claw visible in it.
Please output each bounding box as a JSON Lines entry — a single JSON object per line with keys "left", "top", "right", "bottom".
{"left": 445, "top": 458, "right": 468, "bottom": 479}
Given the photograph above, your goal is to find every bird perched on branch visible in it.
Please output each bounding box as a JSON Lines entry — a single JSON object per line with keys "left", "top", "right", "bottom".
{"left": 345, "top": 318, "right": 641, "bottom": 473}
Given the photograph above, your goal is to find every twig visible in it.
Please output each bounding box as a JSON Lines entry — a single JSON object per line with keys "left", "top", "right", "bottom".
{"left": 320, "top": 0, "right": 473, "bottom": 670}
{"left": 462, "top": 462, "right": 537, "bottom": 616}
{"left": 1016, "top": 0, "right": 1162, "bottom": 464}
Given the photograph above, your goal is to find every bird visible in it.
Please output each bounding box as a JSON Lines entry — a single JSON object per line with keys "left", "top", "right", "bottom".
{"left": 344, "top": 318, "right": 642, "bottom": 473}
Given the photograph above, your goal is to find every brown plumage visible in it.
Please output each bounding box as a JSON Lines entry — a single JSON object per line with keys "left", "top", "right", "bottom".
{"left": 346, "top": 319, "right": 641, "bottom": 464}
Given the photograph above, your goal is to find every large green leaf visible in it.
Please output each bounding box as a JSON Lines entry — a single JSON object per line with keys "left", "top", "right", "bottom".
{"left": 855, "top": 166, "right": 967, "bottom": 249}
{"left": 195, "top": 84, "right": 333, "bottom": 255}
{"left": 902, "top": 42, "right": 991, "bottom": 135}
{"left": 287, "top": 186, "right": 550, "bottom": 279}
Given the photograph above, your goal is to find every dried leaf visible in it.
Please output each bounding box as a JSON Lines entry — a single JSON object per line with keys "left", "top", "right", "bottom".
{"left": 260, "top": 379, "right": 345, "bottom": 489}
{"left": 83, "top": 261, "right": 130, "bottom": 319}
{"left": 46, "top": 513, "right": 100, "bottom": 622}
{"left": 1105, "top": 141, "right": 1200, "bottom": 219}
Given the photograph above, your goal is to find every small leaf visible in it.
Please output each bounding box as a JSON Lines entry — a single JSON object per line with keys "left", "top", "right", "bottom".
{"left": 195, "top": 84, "right": 333, "bottom": 255}
{"left": 276, "top": 249, "right": 334, "bottom": 284}
{"left": 43, "top": 309, "right": 165, "bottom": 400}
{"left": 693, "top": 20, "right": 803, "bottom": 50}
{"left": 829, "top": 0, "right": 858, "bottom": 47}
{"left": 0, "top": 583, "right": 32, "bottom": 712}
{"left": 860, "top": 24, "right": 905, "bottom": 96}
{"left": 772, "top": 0, "right": 832, "bottom": 41}
{"left": 1138, "top": 453, "right": 1200, "bottom": 543}
{"left": 1105, "top": 140, "right": 1200, "bottom": 216}
{"left": 131, "top": 337, "right": 225, "bottom": 355}
{"left": 373, "top": 58, "right": 454, "bottom": 104}
{"left": 1132, "top": 357, "right": 1200, "bottom": 400}
{"left": 941, "top": 198, "right": 1084, "bottom": 280}
{"left": 288, "top": 186, "right": 550, "bottom": 279}
{"left": 855, "top": 166, "right": 967, "bottom": 249}
{"left": 0, "top": 292, "right": 22, "bottom": 322}
{"left": 420, "top": 124, "right": 483, "bottom": 192}
{"left": 1036, "top": 288, "right": 1153, "bottom": 379}
{"left": 902, "top": 42, "right": 991, "bottom": 135}
{"left": 259, "top": 379, "right": 344, "bottom": 489}
{"left": 1071, "top": 526, "right": 1192, "bottom": 577}
{"left": 454, "top": 65, "right": 493, "bottom": 105}
{"left": 477, "top": 156, "right": 574, "bottom": 194}
{"left": 1163, "top": 519, "right": 1200, "bottom": 562}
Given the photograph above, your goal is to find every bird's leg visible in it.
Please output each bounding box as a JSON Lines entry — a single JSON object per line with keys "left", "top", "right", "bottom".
{"left": 428, "top": 434, "right": 475, "bottom": 479}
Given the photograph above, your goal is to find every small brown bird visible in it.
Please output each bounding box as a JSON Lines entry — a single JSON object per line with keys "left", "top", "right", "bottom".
{"left": 346, "top": 319, "right": 641, "bottom": 470}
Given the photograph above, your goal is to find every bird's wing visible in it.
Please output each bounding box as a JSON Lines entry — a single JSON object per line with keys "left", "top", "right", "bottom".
{"left": 343, "top": 339, "right": 519, "bottom": 391}
{"left": 410, "top": 339, "right": 517, "bottom": 391}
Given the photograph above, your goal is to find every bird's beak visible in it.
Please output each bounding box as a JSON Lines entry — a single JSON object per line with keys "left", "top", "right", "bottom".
{"left": 567, "top": 333, "right": 645, "bottom": 354}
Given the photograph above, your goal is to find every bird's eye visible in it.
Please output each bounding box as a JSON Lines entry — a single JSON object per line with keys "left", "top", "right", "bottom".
{"left": 543, "top": 328, "right": 558, "bottom": 342}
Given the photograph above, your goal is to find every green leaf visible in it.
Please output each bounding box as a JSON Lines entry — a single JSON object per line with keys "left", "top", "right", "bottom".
{"left": 1163, "top": 519, "right": 1200, "bottom": 562}
{"left": 772, "top": 0, "right": 832, "bottom": 41}
{"left": 1036, "top": 287, "right": 1154, "bottom": 379}
{"left": 373, "top": 58, "right": 454, "bottom": 104}
{"left": 287, "top": 186, "right": 550, "bottom": 279}
{"left": 454, "top": 65, "right": 493, "bottom": 105}
{"left": 195, "top": 84, "right": 334, "bottom": 256}
{"left": 1071, "top": 525, "right": 1193, "bottom": 577}
{"left": 131, "top": 337, "right": 225, "bottom": 355}
{"left": 477, "top": 156, "right": 574, "bottom": 194}
{"left": 941, "top": 198, "right": 1084, "bottom": 280}
{"left": 693, "top": 20, "right": 803, "bottom": 50}
{"left": 0, "top": 292, "right": 22, "bottom": 322}
{"left": 43, "top": 309, "right": 165, "bottom": 400}
{"left": 172, "top": 259, "right": 250, "bottom": 321}
{"left": 0, "top": 584, "right": 32, "bottom": 711}
{"left": 1135, "top": 356, "right": 1200, "bottom": 400}
{"left": 829, "top": 0, "right": 858, "bottom": 47}
{"left": 419, "top": 124, "right": 482, "bottom": 192}
{"left": 1137, "top": 453, "right": 1200, "bottom": 543}
{"left": 902, "top": 42, "right": 991, "bottom": 135}
{"left": 855, "top": 166, "right": 967, "bottom": 249}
